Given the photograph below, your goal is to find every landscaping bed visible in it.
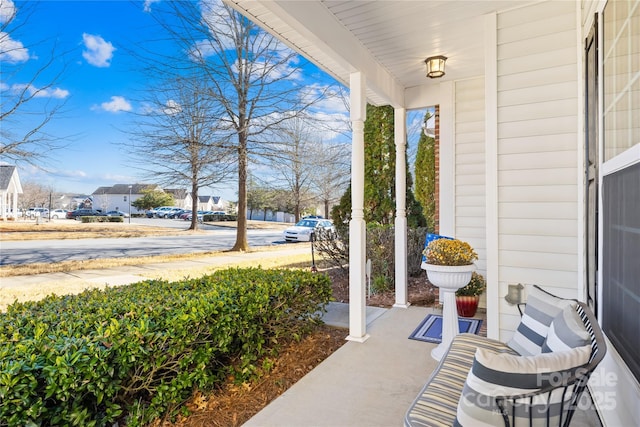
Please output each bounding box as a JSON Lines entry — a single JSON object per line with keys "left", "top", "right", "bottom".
{"left": 0, "top": 268, "right": 332, "bottom": 426}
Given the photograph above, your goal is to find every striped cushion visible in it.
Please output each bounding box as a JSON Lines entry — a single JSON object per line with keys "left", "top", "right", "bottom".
{"left": 404, "top": 334, "right": 517, "bottom": 427}
{"left": 454, "top": 345, "right": 592, "bottom": 427}
{"left": 507, "top": 286, "right": 576, "bottom": 356}
{"left": 542, "top": 305, "right": 591, "bottom": 352}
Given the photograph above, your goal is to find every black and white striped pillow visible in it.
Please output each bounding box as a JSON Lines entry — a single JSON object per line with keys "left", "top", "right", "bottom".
{"left": 542, "top": 304, "right": 591, "bottom": 352}
{"left": 455, "top": 345, "right": 591, "bottom": 426}
{"left": 507, "top": 286, "right": 576, "bottom": 356}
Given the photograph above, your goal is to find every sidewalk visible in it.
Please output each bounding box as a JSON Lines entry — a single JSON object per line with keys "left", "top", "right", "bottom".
{"left": 0, "top": 245, "right": 314, "bottom": 310}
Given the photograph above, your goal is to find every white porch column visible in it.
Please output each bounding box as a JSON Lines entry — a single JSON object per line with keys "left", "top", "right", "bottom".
{"left": 484, "top": 12, "right": 500, "bottom": 340}
{"left": 1, "top": 192, "right": 6, "bottom": 219}
{"left": 348, "top": 72, "right": 369, "bottom": 343}
{"left": 12, "top": 188, "right": 18, "bottom": 218}
{"left": 394, "top": 107, "right": 409, "bottom": 308}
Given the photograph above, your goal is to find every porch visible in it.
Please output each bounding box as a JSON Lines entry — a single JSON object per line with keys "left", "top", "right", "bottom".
{"left": 245, "top": 304, "right": 602, "bottom": 427}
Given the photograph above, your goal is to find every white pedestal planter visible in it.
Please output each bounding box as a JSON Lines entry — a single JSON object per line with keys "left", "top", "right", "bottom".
{"left": 423, "top": 263, "right": 475, "bottom": 361}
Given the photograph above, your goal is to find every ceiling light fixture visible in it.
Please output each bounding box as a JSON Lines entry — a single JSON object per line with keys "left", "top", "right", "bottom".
{"left": 425, "top": 55, "right": 447, "bottom": 78}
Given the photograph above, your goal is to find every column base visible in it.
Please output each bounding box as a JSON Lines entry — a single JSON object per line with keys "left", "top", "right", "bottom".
{"left": 431, "top": 343, "right": 447, "bottom": 361}
{"left": 392, "top": 302, "right": 411, "bottom": 309}
{"left": 346, "top": 334, "right": 370, "bottom": 343}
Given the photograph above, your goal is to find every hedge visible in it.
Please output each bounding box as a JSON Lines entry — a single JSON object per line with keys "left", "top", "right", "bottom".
{"left": 0, "top": 268, "right": 332, "bottom": 426}
{"left": 202, "top": 214, "right": 237, "bottom": 222}
{"left": 80, "top": 216, "right": 123, "bottom": 223}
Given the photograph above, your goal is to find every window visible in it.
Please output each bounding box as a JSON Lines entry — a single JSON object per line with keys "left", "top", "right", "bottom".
{"left": 602, "top": 0, "right": 640, "bottom": 161}
{"left": 602, "top": 163, "right": 640, "bottom": 383}
{"left": 601, "top": 0, "right": 640, "bottom": 384}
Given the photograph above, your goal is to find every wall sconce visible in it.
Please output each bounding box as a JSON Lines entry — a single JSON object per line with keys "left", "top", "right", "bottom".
{"left": 425, "top": 55, "right": 447, "bottom": 78}
{"left": 505, "top": 283, "right": 526, "bottom": 315}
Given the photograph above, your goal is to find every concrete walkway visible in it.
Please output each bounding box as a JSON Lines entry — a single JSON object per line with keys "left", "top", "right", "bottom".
{"left": 245, "top": 305, "right": 441, "bottom": 427}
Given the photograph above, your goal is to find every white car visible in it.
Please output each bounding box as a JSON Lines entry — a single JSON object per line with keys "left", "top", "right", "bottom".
{"left": 283, "top": 218, "right": 335, "bottom": 242}
{"left": 26, "top": 208, "right": 48, "bottom": 219}
{"left": 50, "top": 209, "right": 68, "bottom": 219}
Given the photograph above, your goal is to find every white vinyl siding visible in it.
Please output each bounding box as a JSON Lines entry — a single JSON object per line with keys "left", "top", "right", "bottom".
{"left": 455, "top": 77, "right": 486, "bottom": 306}
{"left": 496, "top": 1, "right": 580, "bottom": 340}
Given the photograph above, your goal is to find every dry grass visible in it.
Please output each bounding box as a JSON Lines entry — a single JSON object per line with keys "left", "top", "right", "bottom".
{"left": 0, "top": 221, "right": 184, "bottom": 241}
{"left": 0, "top": 250, "right": 317, "bottom": 312}
{"left": 0, "top": 220, "right": 319, "bottom": 311}
{"left": 0, "top": 219, "right": 290, "bottom": 241}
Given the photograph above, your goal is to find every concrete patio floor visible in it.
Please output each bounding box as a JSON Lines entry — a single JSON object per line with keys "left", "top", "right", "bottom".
{"left": 245, "top": 304, "right": 440, "bottom": 427}
{"left": 245, "top": 303, "right": 603, "bottom": 427}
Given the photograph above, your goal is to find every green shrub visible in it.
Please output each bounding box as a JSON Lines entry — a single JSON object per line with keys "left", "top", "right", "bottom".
{"left": 203, "top": 214, "right": 238, "bottom": 222}
{"left": 316, "top": 224, "right": 430, "bottom": 283}
{"left": 366, "top": 223, "right": 394, "bottom": 287}
{"left": 79, "top": 216, "right": 123, "bottom": 223}
{"left": 0, "top": 268, "right": 332, "bottom": 426}
{"left": 371, "top": 275, "right": 390, "bottom": 294}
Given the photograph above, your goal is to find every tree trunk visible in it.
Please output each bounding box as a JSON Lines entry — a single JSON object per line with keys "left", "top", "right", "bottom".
{"left": 232, "top": 136, "right": 249, "bottom": 251}
{"left": 189, "top": 182, "right": 198, "bottom": 231}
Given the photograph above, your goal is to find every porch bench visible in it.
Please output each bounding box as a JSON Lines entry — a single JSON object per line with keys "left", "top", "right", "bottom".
{"left": 404, "top": 286, "right": 606, "bottom": 427}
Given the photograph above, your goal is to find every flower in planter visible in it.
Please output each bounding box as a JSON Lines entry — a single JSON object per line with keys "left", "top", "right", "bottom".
{"left": 455, "top": 272, "right": 486, "bottom": 297}
{"left": 422, "top": 238, "right": 478, "bottom": 266}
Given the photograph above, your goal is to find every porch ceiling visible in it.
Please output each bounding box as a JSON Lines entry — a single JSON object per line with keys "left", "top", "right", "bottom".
{"left": 225, "top": 0, "right": 534, "bottom": 107}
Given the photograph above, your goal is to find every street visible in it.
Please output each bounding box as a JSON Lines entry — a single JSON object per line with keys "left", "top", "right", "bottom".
{"left": 0, "top": 219, "right": 303, "bottom": 266}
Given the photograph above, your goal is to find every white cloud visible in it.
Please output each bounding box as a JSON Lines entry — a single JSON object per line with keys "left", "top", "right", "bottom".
{"left": 31, "top": 86, "right": 69, "bottom": 99}
{"left": 299, "top": 83, "right": 349, "bottom": 113}
{"left": 0, "top": 31, "right": 29, "bottom": 63}
{"left": 96, "top": 96, "right": 132, "bottom": 113}
{"left": 306, "top": 110, "right": 351, "bottom": 142}
{"left": 143, "top": 0, "right": 160, "bottom": 13}
{"left": 82, "top": 33, "right": 115, "bottom": 67}
{"left": 0, "top": 0, "right": 16, "bottom": 24}
{"left": 57, "top": 169, "right": 88, "bottom": 179}
{"left": 163, "top": 99, "right": 182, "bottom": 115}
{"left": 2, "top": 83, "right": 69, "bottom": 99}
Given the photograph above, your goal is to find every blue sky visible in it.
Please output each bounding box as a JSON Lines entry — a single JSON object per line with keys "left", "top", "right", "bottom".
{"left": 2, "top": 0, "right": 429, "bottom": 202}
{"left": 1, "top": 0, "right": 353, "bottom": 201}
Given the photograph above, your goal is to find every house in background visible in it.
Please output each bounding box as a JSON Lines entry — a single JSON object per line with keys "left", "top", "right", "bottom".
{"left": 91, "top": 184, "right": 162, "bottom": 215}
{"left": 197, "top": 195, "right": 226, "bottom": 212}
{"left": 0, "top": 165, "right": 23, "bottom": 219}
{"left": 164, "top": 188, "right": 192, "bottom": 210}
{"left": 228, "top": 0, "right": 639, "bottom": 425}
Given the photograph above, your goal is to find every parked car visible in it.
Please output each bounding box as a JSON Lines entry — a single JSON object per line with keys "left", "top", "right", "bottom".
{"left": 185, "top": 210, "right": 210, "bottom": 222}
{"left": 26, "top": 207, "right": 48, "bottom": 219}
{"left": 283, "top": 218, "right": 335, "bottom": 242}
{"left": 146, "top": 206, "right": 180, "bottom": 218}
{"left": 167, "top": 209, "right": 186, "bottom": 219}
{"left": 105, "top": 210, "right": 129, "bottom": 217}
{"left": 66, "top": 209, "right": 105, "bottom": 220}
{"left": 49, "top": 209, "right": 68, "bottom": 219}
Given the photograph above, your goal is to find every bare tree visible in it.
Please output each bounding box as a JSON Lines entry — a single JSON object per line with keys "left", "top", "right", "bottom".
{"left": 0, "top": 1, "right": 70, "bottom": 166}
{"left": 312, "top": 141, "right": 351, "bottom": 219}
{"left": 19, "top": 180, "right": 54, "bottom": 211}
{"left": 267, "top": 118, "right": 323, "bottom": 222}
{"left": 126, "top": 75, "right": 234, "bottom": 230}
{"left": 141, "top": 0, "right": 331, "bottom": 251}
